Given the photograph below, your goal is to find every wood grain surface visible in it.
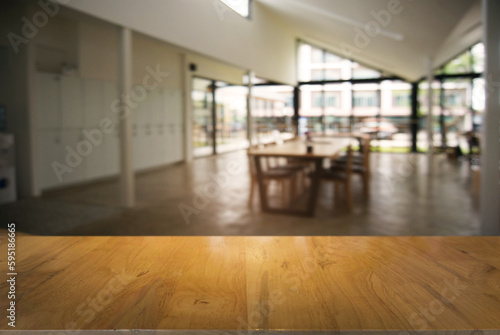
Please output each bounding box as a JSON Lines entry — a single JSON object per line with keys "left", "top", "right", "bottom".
{"left": 0, "top": 236, "right": 499, "bottom": 333}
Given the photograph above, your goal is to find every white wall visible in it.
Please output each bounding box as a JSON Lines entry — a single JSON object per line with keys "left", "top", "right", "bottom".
{"left": 130, "top": 33, "right": 184, "bottom": 171}
{"left": 61, "top": 0, "right": 297, "bottom": 85}
{"left": 29, "top": 14, "right": 120, "bottom": 190}
{"left": 187, "top": 53, "right": 246, "bottom": 85}
{"left": 1, "top": 1, "right": 262, "bottom": 194}
{"left": 2, "top": 3, "right": 253, "bottom": 193}
{"left": 79, "top": 20, "right": 119, "bottom": 81}
{"left": 32, "top": 16, "right": 186, "bottom": 190}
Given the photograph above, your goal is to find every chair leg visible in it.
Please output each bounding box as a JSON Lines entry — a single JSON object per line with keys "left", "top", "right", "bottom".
{"left": 334, "top": 181, "right": 340, "bottom": 199}
{"left": 263, "top": 180, "right": 269, "bottom": 199}
{"left": 345, "top": 181, "right": 353, "bottom": 211}
{"left": 301, "top": 170, "right": 307, "bottom": 190}
{"left": 332, "top": 181, "right": 337, "bottom": 208}
{"left": 362, "top": 172, "right": 370, "bottom": 198}
{"left": 291, "top": 175, "right": 297, "bottom": 199}
{"left": 248, "top": 178, "right": 255, "bottom": 207}
{"left": 281, "top": 180, "right": 287, "bottom": 207}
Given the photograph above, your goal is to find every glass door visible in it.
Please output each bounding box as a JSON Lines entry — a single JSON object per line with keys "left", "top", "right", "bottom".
{"left": 214, "top": 82, "right": 248, "bottom": 154}
{"left": 192, "top": 77, "right": 248, "bottom": 157}
{"left": 192, "top": 78, "right": 214, "bottom": 157}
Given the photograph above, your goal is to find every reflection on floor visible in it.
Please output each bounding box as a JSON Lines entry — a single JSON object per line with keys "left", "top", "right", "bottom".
{"left": 1, "top": 151, "right": 480, "bottom": 236}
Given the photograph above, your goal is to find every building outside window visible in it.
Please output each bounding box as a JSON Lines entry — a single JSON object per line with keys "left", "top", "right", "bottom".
{"left": 252, "top": 85, "right": 295, "bottom": 143}
{"left": 297, "top": 41, "right": 484, "bottom": 151}
{"left": 393, "top": 91, "right": 411, "bottom": 107}
{"left": 353, "top": 91, "right": 379, "bottom": 107}
{"left": 312, "top": 92, "right": 324, "bottom": 108}
{"left": 444, "top": 90, "right": 464, "bottom": 107}
{"left": 325, "top": 93, "right": 338, "bottom": 107}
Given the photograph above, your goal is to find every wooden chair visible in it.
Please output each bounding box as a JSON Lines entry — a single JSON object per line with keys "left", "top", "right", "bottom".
{"left": 247, "top": 150, "right": 297, "bottom": 207}
{"left": 259, "top": 140, "right": 308, "bottom": 197}
{"left": 318, "top": 145, "right": 354, "bottom": 211}
{"left": 331, "top": 139, "right": 370, "bottom": 197}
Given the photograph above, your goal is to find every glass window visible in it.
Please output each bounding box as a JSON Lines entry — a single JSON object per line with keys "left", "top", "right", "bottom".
{"left": 324, "top": 69, "right": 342, "bottom": 81}
{"left": 353, "top": 91, "right": 379, "bottom": 107}
{"left": 311, "top": 69, "right": 324, "bottom": 81}
{"left": 393, "top": 90, "right": 411, "bottom": 107}
{"left": 297, "top": 41, "right": 485, "bottom": 151}
{"left": 219, "top": 0, "right": 250, "bottom": 17}
{"left": 441, "top": 47, "right": 477, "bottom": 74}
{"left": 311, "top": 47, "right": 324, "bottom": 63}
{"left": 444, "top": 90, "right": 464, "bottom": 107}
{"left": 252, "top": 85, "right": 295, "bottom": 140}
{"left": 325, "top": 92, "right": 339, "bottom": 107}
{"left": 310, "top": 69, "right": 341, "bottom": 81}
{"left": 471, "top": 43, "right": 484, "bottom": 73}
{"left": 300, "top": 42, "right": 383, "bottom": 81}
{"left": 192, "top": 78, "right": 214, "bottom": 156}
{"left": 352, "top": 63, "right": 381, "bottom": 79}
{"left": 325, "top": 52, "right": 341, "bottom": 63}
{"left": 312, "top": 92, "right": 324, "bottom": 108}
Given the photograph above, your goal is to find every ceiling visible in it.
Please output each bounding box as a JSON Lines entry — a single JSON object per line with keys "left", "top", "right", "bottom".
{"left": 256, "top": 0, "right": 482, "bottom": 81}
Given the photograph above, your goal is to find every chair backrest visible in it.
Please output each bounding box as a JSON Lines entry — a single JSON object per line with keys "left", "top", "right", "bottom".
{"left": 248, "top": 146, "right": 273, "bottom": 174}
{"left": 263, "top": 141, "right": 284, "bottom": 168}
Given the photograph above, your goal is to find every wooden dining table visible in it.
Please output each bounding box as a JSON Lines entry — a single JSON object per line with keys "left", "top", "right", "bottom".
{"left": 1, "top": 235, "right": 499, "bottom": 334}
{"left": 249, "top": 138, "right": 350, "bottom": 216}
{"left": 310, "top": 131, "right": 371, "bottom": 140}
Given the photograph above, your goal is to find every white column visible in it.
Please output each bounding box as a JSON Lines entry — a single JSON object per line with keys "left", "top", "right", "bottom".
{"left": 426, "top": 57, "right": 434, "bottom": 174}
{"left": 119, "top": 27, "right": 135, "bottom": 207}
{"left": 183, "top": 55, "right": 193, "bottom": 163}
{"left": 247, "top": 70, "right": 254, "bottom": 146}
{"left": 480, "top": 0, "right": 500, "bottom": 235}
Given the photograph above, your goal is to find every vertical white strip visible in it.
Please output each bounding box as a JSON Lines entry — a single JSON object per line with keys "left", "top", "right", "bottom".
{"left": 119, "top": 27, "right": 135, "bottom": 207}
{"left": 247, "top": 70, "right": 254, "bottom": 146}
{"left": 183, "top": 55, "right": 193, "bottom": 163}
{"left": 480, "top": 0, "right": 500, "bottom": 235}
{"left": 426, "top": 57, "right": 434, "bottom": 174}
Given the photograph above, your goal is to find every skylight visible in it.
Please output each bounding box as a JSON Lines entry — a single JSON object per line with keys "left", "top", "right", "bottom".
{"left": 219, "top": 0, "right": 250, "bottom": 18}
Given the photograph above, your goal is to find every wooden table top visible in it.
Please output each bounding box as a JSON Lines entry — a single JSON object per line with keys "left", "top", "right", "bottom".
{"left": 311, "top": 132, "right": 371, "bottom": 140}
{"left": 1, "top": 236, "right": 500, "bottom": 334}
{"left": 249, "top": 139, "right": 350, "bottom": 159}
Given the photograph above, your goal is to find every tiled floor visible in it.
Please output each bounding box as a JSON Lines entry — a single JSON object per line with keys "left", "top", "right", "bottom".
{"left": 1, "top": 151, "right": 480, "bottom": 236}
